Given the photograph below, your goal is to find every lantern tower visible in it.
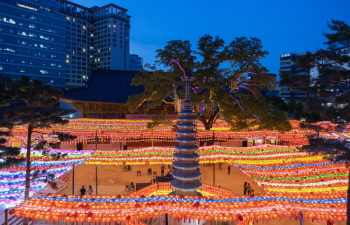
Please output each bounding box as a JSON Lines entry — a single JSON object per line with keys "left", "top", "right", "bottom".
{"left": 170, "top": 76, "right": 202, "bottom": 196}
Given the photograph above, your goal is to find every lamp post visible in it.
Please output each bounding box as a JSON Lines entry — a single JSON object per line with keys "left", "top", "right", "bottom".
{"left": 5, "top": 209, "right": 8, "bottom": 225}
{"left": 95, "top": 130, "right": 98, "bottom": 195}
{"left": 72, "top": 164, "right": 75, "bottom": 195}
{"left": 213, "top": 163, "right": 216, "bottom": 186}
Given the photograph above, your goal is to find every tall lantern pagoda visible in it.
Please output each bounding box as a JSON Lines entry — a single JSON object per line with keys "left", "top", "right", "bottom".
{"left": 170, "top": 76, "right": 202, "bottom": 196}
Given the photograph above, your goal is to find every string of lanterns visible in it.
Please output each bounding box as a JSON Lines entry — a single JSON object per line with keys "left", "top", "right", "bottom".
{"left": 10, "top": 192, "right": 347, "bottom": 223}
{"left": 7, "top": 144, "right": 350, "bottom": 223}
{"left": 4, "top": 119, "right": 344, "bottom": 146}
{"left": 0, "top": 149, "right": 94, "bottom": 210}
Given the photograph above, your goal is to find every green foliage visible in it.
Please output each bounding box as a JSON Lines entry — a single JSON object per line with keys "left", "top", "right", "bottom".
{"left": 127, "top": 35, "right": 291, "bottom": 131}
{"left": 0, "top": 75, "right": 77, "bottom": 200}
{"left": 280, "top": 20, "right": 350, "bottom": 122}
{"left": 324, "top": 20, "right": 350, "bottom": 49}
{"left": 301, "top": 137, "right": 350, "bottom": 164}
{"left": 279, "top": 52, "right": 319, "bottom": 99}
{"left": 0, "top": 80, "right": 24, "bottom": 168}
{"left": 265, "top": 96, "right": 288, "bottom": 112}
{"left": 146, "top": 114, "right": 178, "bottom": 132}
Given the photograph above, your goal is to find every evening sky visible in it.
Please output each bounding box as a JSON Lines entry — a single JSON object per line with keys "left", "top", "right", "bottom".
{"left": 71, "top": 0, "right": 350, "bottom": 75}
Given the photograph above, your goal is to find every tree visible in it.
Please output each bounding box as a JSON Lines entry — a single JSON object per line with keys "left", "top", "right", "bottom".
{"left": 0, "top": 131, "right": 25, "bottom": 168}
{"left": 265, "top": 96, "right": 288, "bottom": 112}
{"left": 280, "top": 20, "right": 350, "bottom": 121}
{"left": 1, "top": 76, "right": 76, "bottom": 221}
{"left": 127, "top": 35, "right": 291, "bottom": 132}
{"left": 0, "top": 77, "right": 24, "bottom": 168}
{"left": 300, "top": 137, "right": 350, "bottom": 225}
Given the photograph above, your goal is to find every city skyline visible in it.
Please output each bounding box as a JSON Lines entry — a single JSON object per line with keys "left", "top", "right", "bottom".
{"left": 71, "top": 0, "right": 350, "bottom": 74}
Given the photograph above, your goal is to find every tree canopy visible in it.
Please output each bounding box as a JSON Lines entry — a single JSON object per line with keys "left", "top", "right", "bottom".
{"left": 127, "top": 35, "right": 291, "bottom": 132}
{"left": 0, "top": 76, "right": 24, "bottom": 168}
{"left": 280, "top": 20, "right": 350, "bottom": 122}
{"left": 0, "top": 76, "right": 76, "bottom": 207}
{"left": 301, "top": 136, "right": 350, "bottom": 225}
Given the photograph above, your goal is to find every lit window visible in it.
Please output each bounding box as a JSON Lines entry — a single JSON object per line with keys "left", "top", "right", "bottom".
{"left": 17, "top": 4, "right": 37, "bottom": 11}
{"left": 66, "top": 60, "right": 70, "bottom": 63}
{"left": 66, "top": 17, "right": 70, "bottom": 20}
{"left": 66, "top": 55, "right": 70, "bottom": 58}
{"left": 39, "top": 35, "right": 49, "bottom": 40}
{"left": 82, "top": 26, "right": 86, "bottom": 29}
{"left": 40, "top": 70, "right": 49, "bottom": 74}
{"left": 4, "top": 48, "right": 15, "bottom": 52}
{"left": 4, "top": 18, "right": 16, "bottom": 24}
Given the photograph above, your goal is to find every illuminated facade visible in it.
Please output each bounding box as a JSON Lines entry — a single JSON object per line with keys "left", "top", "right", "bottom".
{"left": 0, "top": 0, "right": 66, "bottom": 89}
{"left": 0, "top": 0, "right": 143, "bottom": 89}
{"left": 57, "top": 0, "right": 143, "bottom": 88}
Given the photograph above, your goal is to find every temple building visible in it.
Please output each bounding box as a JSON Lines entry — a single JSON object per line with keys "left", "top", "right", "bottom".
{"left": 62, "top": 69, "right": 176, "bottom": 118}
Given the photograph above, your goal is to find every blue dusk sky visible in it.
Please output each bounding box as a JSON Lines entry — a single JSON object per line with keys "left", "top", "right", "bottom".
{"left": 72, "top": 0, "right": 350, "bottom": 74}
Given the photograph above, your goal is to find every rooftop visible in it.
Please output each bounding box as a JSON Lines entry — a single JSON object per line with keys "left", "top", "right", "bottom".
{"left": 63, "top": 69, "right": 143, "bottom": 103}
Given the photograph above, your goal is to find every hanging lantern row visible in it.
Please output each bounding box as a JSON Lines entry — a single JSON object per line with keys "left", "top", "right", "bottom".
{"left": 4, "top": 118, "right": 349, "bottom": 145}
{"left": 4, "top": 143, "right": 350, "bottom": 223}
{"left": 10, "top": 193, "right": 347, "bottom": 223}
{"left": 126, "top": 183, "right": 235, "bottom": 199}
{"left": 0, "top": 149, "right": 94, "bottom": 210}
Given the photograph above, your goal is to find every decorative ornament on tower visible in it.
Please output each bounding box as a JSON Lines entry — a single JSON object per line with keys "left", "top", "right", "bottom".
{"left": 170, "top": 76, "right": 202, "bottom": 196}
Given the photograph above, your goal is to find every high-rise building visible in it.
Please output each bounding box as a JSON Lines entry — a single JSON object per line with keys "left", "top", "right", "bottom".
{"left": 0, "top": 0, "right": 67, "bottom": 89}
{"left": 0, "top": 0, "right": 143, "bottom": 89}
{"left": 279, "top": 53, "right": 319, "bottom": 102}
{"left": 57, "top": 0, "right": 135, "bottom": 88}
{"left": 129, "top": 54, "right": 143, "bottom": 71}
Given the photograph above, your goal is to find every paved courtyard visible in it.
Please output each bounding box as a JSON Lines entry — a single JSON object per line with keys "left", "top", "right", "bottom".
{"left": 57, "top": 162, "right": 343, "bottom": 225}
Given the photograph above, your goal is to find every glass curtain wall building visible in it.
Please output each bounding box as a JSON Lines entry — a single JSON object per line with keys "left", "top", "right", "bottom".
{"left": 0, "top": 0, "right": 66, "bottom": 89}
{"left": 0, "top": 0, "right": 143, "bottom": 89}
{"left": 57, "top": 1, "right": 141, "bottom": 87}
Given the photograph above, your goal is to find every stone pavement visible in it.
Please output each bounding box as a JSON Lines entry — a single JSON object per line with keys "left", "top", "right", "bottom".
{"left": 59, "top": 163, "right": 262, "bottom": 196}
{"left": 58, "top": 162, "right": 343, "bottom": 225}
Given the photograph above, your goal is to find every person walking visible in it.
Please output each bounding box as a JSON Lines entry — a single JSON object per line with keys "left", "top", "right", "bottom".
{"left": 80, "top": 186, "right": 86, "bottom": 196}
{"left": 227, "top": 165, "right": 231, "bottom": 174}
{"left": 243, "top": 182, "right": 248, "bottom": 195}
{"left": 246, "top": 183, "right": 252, "bottom": 195}
{"left": 87, "top": 185, "right": 93, "bottom": 195}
